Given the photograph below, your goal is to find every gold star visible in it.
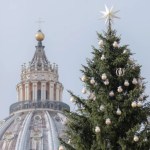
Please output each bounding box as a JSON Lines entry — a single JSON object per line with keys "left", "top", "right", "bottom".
{"left": 101, "top": 5, "right": 120, "bottom": 24}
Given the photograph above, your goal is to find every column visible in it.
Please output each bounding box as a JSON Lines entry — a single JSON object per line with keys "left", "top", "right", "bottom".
{"left": 19, "top": 84, "right": 23, "bottom": 101}
{"left": 25, "top": 82, "right": 30, "bottom": 100}
{"left": 41, "top": 82, "right": 46, "bottom": 101}
{"left": 32, "top": 82, "right": 37, "bottom": 101}
{"left": 49, "top": 82, "right": 54, "bottom": 100}
{"left": 16, "top": 86, "right": 19, "bottom": 101}
{"left": 59, "top": 85, "right": 63, "bottom": 101}
{"left": 56, "top": 83, "right": 60, "bottom": 101}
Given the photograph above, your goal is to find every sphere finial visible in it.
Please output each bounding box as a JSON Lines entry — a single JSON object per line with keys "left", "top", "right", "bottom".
{"left": 35, "top": 30, "right": 45, "bottom": 41}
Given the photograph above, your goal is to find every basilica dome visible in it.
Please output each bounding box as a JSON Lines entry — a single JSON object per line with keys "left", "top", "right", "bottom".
{"left": 0, "top": 30, "right": 69, "bottom": 150}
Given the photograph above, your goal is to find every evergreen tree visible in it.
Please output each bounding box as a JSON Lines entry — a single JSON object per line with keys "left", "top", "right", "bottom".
{"left": 60, "top": 6, "right": 150, "bottom": 150}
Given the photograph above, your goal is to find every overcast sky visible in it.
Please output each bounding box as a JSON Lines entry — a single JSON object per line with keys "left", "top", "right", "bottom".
{"left": 0, "top": 0, "right": 150, "bottom": 119}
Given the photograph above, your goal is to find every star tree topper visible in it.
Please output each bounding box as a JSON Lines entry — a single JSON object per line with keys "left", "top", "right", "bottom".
{"left": 101, "top": 5, "right": 120, "bottom": 24}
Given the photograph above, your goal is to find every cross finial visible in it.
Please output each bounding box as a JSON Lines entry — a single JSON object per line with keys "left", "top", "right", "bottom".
{"left": 36, "top": 18, "right": 45, "bottom": 30}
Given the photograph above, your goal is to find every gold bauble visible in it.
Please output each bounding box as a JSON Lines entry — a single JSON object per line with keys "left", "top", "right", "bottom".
{"left": 35, "top": 30, "right": 45, "bottom": 41}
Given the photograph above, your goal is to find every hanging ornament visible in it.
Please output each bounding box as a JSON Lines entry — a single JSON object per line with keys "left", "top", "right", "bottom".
{"left": 117, "top": 86, "right": 123, "bottom": 93}
{"left": 101, "top": 73, "right": 107, "bottom": 80}
{"left": 105, "top": 118, "right": 111, "bottom": 125}
{"left": 123, "top": 49, "right": 128, "bottom": 54}
{"left": 133, "top": 135, "right": 139, "bottom": 142}
{"left": 132, "top": 78, "right": 138, "bottom": 85}
{"left": 59, "top": 145, "right": 64, "bottom": 150}
{"left": 70, "top": 96, "right": 76, "bottom": 103}
{"left": 82, "top": 88, "right": 87, "bottom": 94}
{"left": 81, "top": 75, "right": 87, "bottom": 82}
{"left": 116, "top": 68, "right": 125, "bottom": 76}
{"left": 90, "top": 78, "right": 95, "bottom": 85}
{"left": 98, "top": 40, "right": 104, "bottom": 48}
{"left": 89, "top": 93, "right": 96, "bottom": 100}
{"left": 113, "top": 41, "right": 119, "bottom": 48}
{"left": 68, "top": 139, "right": 71, "bottom": 144}
{"left": 116, "top": 108, "right": 122, "bottom": 115}
{"left": 95, "top": 126, "right": 101, "bottom": 133}
{"left": 137, "top": 101, "right": 143, "bottom": 107}
{"left": 109, "top": 91, "right": 114, "bottom": 97}
{"left": 104, "top": 79, "right": 109, "bottom": 85}
{"left": 124, "top": 80, "right": 130, "bottom": 86}
{"left": 131, "top": 101, "right": 137, "bottom": 108}
{"left": 100, "top": 105, "right": 105, "bottom": 111}
{"left": 101, "top": 54, "right": 106, "bottom": 60}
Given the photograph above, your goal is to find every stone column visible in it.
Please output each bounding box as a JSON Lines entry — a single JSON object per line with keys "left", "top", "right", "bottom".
{"left": 16, "top": 86, "right": 19, "bottom": 101}
{"left": 19, "top": 84, "right": 23, "bottom": 101}
{"left": 32, "top": 82, "right": 37, "bottom": 101}
{"left": 49, "top": 82, "right": 54, "bottom": 100}
{"left": 25, "top": 82, "right": 30, "bottom": 100}
{"left": 56, "top": 83, "right": 60, "bottom": 101}
{"left": 41, "top": 82, "right": 46, "bottom": 101}
{"left": 59, "top": 85, "right": 63, "bottom": 101}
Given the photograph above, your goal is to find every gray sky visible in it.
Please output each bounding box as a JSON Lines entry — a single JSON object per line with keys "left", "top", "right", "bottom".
{"left": 0, "top": 0, "right": 150, "bottom": 119}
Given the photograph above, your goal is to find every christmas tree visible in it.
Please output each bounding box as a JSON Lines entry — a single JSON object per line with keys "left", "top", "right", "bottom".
{"left": 59, "top": 6, "right": 150, "bottom": 150}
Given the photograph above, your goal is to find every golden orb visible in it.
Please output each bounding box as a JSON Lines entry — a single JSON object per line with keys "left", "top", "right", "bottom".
{"left": 35, "top": 30, "right": 45, "bottom": 41}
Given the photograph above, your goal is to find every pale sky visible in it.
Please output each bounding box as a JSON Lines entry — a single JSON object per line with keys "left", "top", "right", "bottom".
{"left": 0, "top": 0, "right": 150, "bottom": 119}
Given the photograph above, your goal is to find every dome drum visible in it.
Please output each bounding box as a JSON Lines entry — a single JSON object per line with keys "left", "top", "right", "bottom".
{"left": 9, "top": 100, "right": 70, "bottom": 114}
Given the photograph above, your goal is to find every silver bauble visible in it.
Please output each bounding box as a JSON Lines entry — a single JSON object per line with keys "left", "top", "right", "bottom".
{"left": 101, "top": 73, "right": 107, "bottom": 80}
{"left": 131, "top": 101, "right": 137, "bottom": 108}
{"left": 95, "top": 126, "right": 101, "bottom": 133}
{"left": 124, "top": 80, "right": 129, "bottom": 86}
{"left": 105, "top": 118, "right": 111, "bottom": 125}
{"left": 133, "top": 135, "right": 139, "bottom": 142}
{"left": 113, "top": 41, "right": 119, "bottom": 48}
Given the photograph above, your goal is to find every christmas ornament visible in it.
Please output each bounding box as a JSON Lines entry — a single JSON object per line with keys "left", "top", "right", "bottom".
{"left": 131, "top": 101, "right": 137, "bottom": 108}
{"left": 59, "top": 145, "right": 64, "bottom": 150}
{"left": 113, "top": 41, "right": 119, "bottom": 48}
{"left": 98, "top": 40, "right": 104, "bottom": 47}
{"left": 100, "top": 105, "right": 105, "bottom": 111}
{"left": 70, "top": 96, "right": 76, "bottom": 103}
{"left": 133, "top": 135, "right": 139, "bottom": 142}
{"left": 137, "top": 101, "right": 143, "bottom": 107}
{"left": 101, "top": 73, "right": 107, "bottom": 80}
{"left": 105, "top": 118, "right": 111, "bottom": 125}
{"left": 117, "top": 86, "right": 123, "bottom": 93}
{"left": 116, "top": 68, "right": 125, "bottom": 76}
{"left": 104, "top": 79, "right": 109, "bottom": 85}
{"left": 116, "top": 108, "right": 122, "bottom": 115}
{"left": 109, "top": 91, "right": 114, "bottom": 97}
{"left": 90, "top": 78, "right": 95, "bottom": 85}
{"left": 132, "top": 78, "right": 138, "bottom": 85}
{"left": 123, "top": 49, "right": 128, "bottom": 54}
{"left": 101, "top": 54, "right": 106, "bottom": 60}
{"left": 81, "top": 75, "right": 87, "bottom": 82}
{"left": 89, "top": 93, "right": 96, "bottom": 100}
{"left": 95, "top": 126, "right": 101, "bottom": 133}
{"left": 68, "top": 139, "right": 71, "bottom": 144}
{"left": 124, "top": 80, "right": 129, "bottom": 86}
{"left": 101, "top": 5, "right": 119, "bottom": 24}
{"left": 82, "top": 88, "right": 87, "bottom": 94}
